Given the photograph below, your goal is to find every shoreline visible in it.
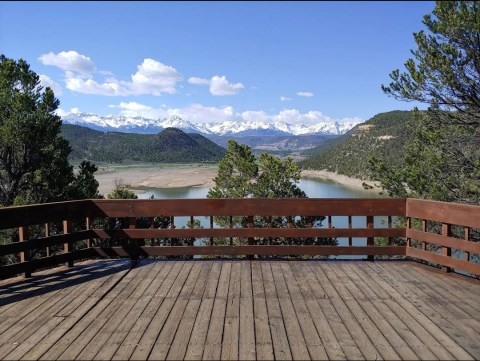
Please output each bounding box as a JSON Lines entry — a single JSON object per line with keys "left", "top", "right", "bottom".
{"left": 300, "top": 169, "right": 381, "bottom": 191}
{"left": 95, "top": 165, "right": 381, "bottom": 195}
{"left": 94, "top": 165, "right": 218, "bottom": 195}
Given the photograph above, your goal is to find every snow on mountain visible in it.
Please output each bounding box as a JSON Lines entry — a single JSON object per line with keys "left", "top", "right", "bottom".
{"left": 62, "top": 113, "right": 363, "bottom": 136}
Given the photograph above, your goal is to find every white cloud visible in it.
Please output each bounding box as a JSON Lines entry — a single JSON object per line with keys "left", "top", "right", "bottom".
{"left": 41, "top": 51, "right": 181, "bottom": 96}
{"left": 38, "top": 51, "right": 95, "bottom": 77}
{"left": 70, "top": 107, "right": 81, "bottom": 114}
{"left": 280, "top": 96, "right": 291, "bottom": 101}
{"left": 39, "top": 74, "right": 62, "bottom": 95}
{"left": 209, "top": 75, "right": 244, "bottom": 96}
{"left": 110, "top": 101, "right": 154, "bottom": 111}
{"left": 297, "top": 91, "right": 314, "bottom": 97}
{"left": 188, "top": 77, "right": 209, "bottom": 85}
{"left": 55, "top": 108, "right": 68, "bottom": 117}
{"left": 65, "top": 78, "right": 124, "bottom": 96}
{"left": 240, "top": 110, "right": 270, "bottom": 122}
{"left": 171, "top": 104, "right": 236, "bottom": 123}
{"left": 189, "top": 75, "right": 245, "bottom": 96}
{"left": 130, "top": 58, "right": 181, "bottom": 95}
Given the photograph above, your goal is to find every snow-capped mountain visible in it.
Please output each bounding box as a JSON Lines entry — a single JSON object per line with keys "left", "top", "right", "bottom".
{"left": 62, "top": 113, "right": 363, "bottom": 136}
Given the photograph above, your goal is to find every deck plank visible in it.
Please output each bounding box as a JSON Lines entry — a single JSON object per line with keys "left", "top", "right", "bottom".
{"left": 0, "top": 259, "right": 479, "bottom": 361}
{"left": 129, "top": 261, "right": 193, "bottom": 360}
{"left": 202, "top": 261, "right": 231, "bottom": 360}
{"left": 75, "top": 261, "right": 163, "bottom": 360}
{"left": 307, "top": 262, "right": 367, "bottom": 360}
{"left": 279, "top": 262, "right": 329, "bottom": 360}
{"left": 110, "top": 261, "right": 181, "bottom": 361}
{"left": 290, "top": 262, "right": 347, "bottom": 360}
{"left": 367, "top": 262, "right": 478, "bottom": 359}
{"left": 260, "top": 261, "right": 293, "bottom": 360}
{"left": 220, "top": 261, "right": 241, "bottom": 360}
{"left": 57, "top": 260, "right": 154, "bottom": 360}
{"left": 0, "top": 260, "right": 131, "bottom": 360}
{"left": 238, "top": 261, "right": 255, "bottom": 361}
{"left": 165, "top": 261, "right": 213, "bottom": 361}
{"left": 361, "top": 262, "right": 476, "bottom": 360}
{"left": 4, "top": 261, "right": 131, "bottom": 360}
{"left": 250, "top": 261, "right": 274, "bottom": 361}
{"left": 93, "top": 261, "right": 170, "bottom": 360}
{"left": 184, "top": 262, "right": 222, "bottom": 361}
{"left": 148, "top": 261, "right": 204, "bottom": 360}
{"left": 323, "top": 262, "right": 400, "bottom": 360}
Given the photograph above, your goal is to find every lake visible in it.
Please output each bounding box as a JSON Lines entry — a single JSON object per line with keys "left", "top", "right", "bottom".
{"left": 136, "top": 178, "right": 390, "bottom": 257}
{"left": 136, "top": 177, "right": 386, "bottom": 199}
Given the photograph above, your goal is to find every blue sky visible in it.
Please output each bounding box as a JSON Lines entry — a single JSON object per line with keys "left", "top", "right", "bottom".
{"left": 0, "top": 1, "right": 434, "bottom": 124}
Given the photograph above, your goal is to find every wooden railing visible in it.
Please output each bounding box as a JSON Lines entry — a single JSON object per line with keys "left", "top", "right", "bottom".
{"left": 0, "top": 198, "right": 479, "bottom": 279}
{"left": 405, "top": 198, "right": 480, "bottom": 276}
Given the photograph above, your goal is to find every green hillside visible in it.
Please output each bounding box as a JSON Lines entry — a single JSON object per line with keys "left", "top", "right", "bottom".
{"left": 61, "top": 125, "right": 226, "bottom": 163}
{"left": 299, "top": 111, "right": 414, "bottom": 179}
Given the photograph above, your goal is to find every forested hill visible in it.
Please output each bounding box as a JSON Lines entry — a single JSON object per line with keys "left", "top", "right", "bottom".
{"left": 61, "top": 124, "right": 226, "bottom": 163}
{"left": 299, "top": 111, "right": 414, "bottom": 179}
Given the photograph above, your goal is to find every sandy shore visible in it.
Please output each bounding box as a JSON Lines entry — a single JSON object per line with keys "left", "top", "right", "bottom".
{"left": 95, "top": 165, "right": 380, "bottom": 196}
{"left": 300, "top": 169, "right": 380, "bottom": 190}
{"left": 95, "top": 166, "right": 218, "bottom": 195}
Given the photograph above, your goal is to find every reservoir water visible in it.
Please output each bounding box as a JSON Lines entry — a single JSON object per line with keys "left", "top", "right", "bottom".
{"left": 135, "top": 178, "right": 390, "bottom": 259}
{"left": 136, "top": 177, "right": 386, "bottom": 200}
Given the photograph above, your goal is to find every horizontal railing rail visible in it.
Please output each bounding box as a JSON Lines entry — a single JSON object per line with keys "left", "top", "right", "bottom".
{"left": 405, "top": 199, "right": 480, "bottom": 276}
{"left": 0, "top": 197, "right": 478, "bottom": 279}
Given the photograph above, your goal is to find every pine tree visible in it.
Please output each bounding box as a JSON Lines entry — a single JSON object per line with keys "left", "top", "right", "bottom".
{"left": 0, "top": 55, "right": 100, "bottom": 205}
{"left": 371, "top": 1, "right": 480, "bottom": 204}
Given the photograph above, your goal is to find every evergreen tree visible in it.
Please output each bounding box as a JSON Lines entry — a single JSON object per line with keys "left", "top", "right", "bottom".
{"left": 208, "top": 139, "right": 335, "bottom": 249}
{"left": 370, "top": 1, "right": 480, "bottom": 204}
{"left": 0, "top": 55, "right": 100, "bottom": 205}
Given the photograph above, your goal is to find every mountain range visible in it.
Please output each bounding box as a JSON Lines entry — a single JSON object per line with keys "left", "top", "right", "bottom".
{"left": 61, "top": 113, "right": 363, "bottom": 137}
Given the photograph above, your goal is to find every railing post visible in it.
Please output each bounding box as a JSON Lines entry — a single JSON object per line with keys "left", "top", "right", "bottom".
{"left": 441, "top": 223, "right": 452, "bottom": 273}
{"left": 63, "top": 220, "right": 74, "bottom": 268}
{"left": 19, "top": 226, "right": 31, "bottom": 278}
{"left": 367, "top": 215, "right": 374, "bottom": 261}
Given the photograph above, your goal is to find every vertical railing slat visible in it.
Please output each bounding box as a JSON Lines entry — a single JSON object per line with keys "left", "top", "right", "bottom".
{"left": 348, "top": 215, "right": 352, "bottom": 246}
{"left": 44, "top": 223, "right": 50, "bottom": 257}
{"left": 367, "top": 215, "right": 374, "bottom": 261}
{"left": 19, "top": 226, "right": 31, "bottom": 278}
{"left": 464, "top": 227, "right": 470, "bottom": 262}
{"left": 387, "top": 216, "right": 392, "bottom": 245}
{"left": 210, "top": 216, "right": 214, "bottom": 246}
{"left": 63, "top": 220, "right": 73, "bottom": 268}
{"left": 421, "top": 219, "right": 427, "bottom": 251}
{"left": 86, "top": 217, "right": 92, "bottom": 248}
{"left": 441, "top": 223, "right": 452, "bottom": 273}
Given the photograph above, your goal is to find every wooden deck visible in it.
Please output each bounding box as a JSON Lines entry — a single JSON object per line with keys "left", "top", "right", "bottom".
{"left": 0, "top": 260, "right": 479, "bottom": 360}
